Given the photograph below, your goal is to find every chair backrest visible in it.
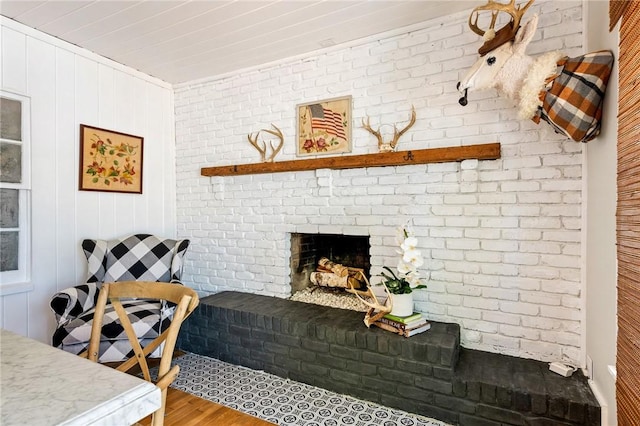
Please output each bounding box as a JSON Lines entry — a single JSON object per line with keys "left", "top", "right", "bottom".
{"left": 82, "top": 234, "right": 190, "bottom": 284}
{"left": 84, "top": 281, "right": 199, "bottom": 426}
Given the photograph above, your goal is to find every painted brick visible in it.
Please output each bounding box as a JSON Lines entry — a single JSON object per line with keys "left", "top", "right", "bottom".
{"left": 175, "top": 1, "right": 585, "bottom": 366}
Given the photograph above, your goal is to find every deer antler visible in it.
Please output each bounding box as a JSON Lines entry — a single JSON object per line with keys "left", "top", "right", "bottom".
{"left": 469, "top": 0, "right": 534, "bottom": 37}
{"left": 390, "top": 106, "right": 416, "bottom": 150}
{"left": 261, "top": 124, "right": 284, "bottom": 162}
{"left": 247, "top": 131, "right": 266, "bottom": 162}
{"left": 346, "top": 271, "right": 393, "bottom": 327}
{"left": 362, "top": 106, "right": 417, "bottom": 153}
{"left": 361, "top": 117, "right": 384, "bottom": 150}
{"left": 247, "top": 124, "right": 284, "bottom": 162}
{"left": 469, "top": 0, "right": 535, "bottom": 55}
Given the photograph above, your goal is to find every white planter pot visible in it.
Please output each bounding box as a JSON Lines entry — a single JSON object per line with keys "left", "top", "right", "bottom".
{"left": 389, "top": 293, "right": 413, "bottom": 317}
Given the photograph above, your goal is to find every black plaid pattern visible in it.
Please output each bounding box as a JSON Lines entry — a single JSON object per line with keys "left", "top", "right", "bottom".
{"left": 50, "top": 283, "right": 100, "bottom": 324}
{"left": 103, "top": 234, "right": 186, "bottom": 283}
{"left": 49, "top": 234, "right": 190, "bottom": 362}
{"left": 82, "top": 239, "right": 108, "bottom": 283}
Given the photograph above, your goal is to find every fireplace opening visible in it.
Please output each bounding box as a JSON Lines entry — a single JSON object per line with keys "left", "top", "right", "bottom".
{"left": 289, "top": 233, "right": 371, "bottom": 311}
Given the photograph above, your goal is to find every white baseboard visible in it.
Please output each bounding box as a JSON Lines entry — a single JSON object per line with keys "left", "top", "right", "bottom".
{"left": 588, "top": 379, "right": 612, "bottom": 426}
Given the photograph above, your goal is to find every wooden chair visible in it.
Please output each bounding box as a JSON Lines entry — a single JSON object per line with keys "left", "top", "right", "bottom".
{"left": 81, "top": 281, "right": 199, "bottom": 426}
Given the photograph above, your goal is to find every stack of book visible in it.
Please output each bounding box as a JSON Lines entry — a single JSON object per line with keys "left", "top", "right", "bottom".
{"left": 372, "top": 312, "right": 431, "bottom": 337}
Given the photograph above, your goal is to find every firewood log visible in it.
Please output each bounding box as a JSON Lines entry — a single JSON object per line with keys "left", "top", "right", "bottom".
{"left": 318, "top": 257, "right": 349, "bottom": 277}
{"left": 347, "top": 267, "right": 365, "bottom": 282}
{"left": 348, "top": 276, "right": 366, "bottom": 289}
{"left": 310, "top": 272, "right": 349, "bottom": 288}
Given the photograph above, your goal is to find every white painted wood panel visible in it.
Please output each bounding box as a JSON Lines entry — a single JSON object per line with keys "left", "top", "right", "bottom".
{"left": 0, "top": 1, "right": 47, "bottom": 18}
{"left": 125, "top": 1, "right": 356, "bottom": 69}
{"left": 1, "top": 27, "right": 27, "bottom": 92}
{"left": 75, "top": 56, "right": 101, "bottom": 246}
{"left": 160, "top": 88, "right": 176, "bottom": 237}
{"left": 0, "top": 19, "right": 176, "bottom": 343}
{"left": 75, "top": 2, "right": 185, "bottom": 51}
{"left": 38, "top": 2, "right": 136, "bottom": 36}
{"left": 145, "top": 84, "right": 170, "bottom": 235}
{"left": 2, "top": 292, "right": 29, "bottom": 335}
{"left": 133, "top": 1, "right": 317, "bottom": 68}
{"left": 82, "top": 2, "right": 228, "bottom": 55}
{"left": 27, "top": 36, "right": 57, "bottom": 342}
{"left": 13, "top": 2, "right": 88, "bottom": 28}
{"left": 131, "top": 78, "right": 149, "bottom": 233}
{"left": 54, "top": 49, "right": 79, "bottom": 292}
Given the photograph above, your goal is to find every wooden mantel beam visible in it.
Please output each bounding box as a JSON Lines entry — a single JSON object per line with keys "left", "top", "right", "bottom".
{"left": 200, "top": 142, "right": 500, "bottom": 177}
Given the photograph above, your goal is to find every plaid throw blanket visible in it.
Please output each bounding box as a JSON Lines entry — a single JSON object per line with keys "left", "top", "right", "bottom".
{"left": 533, "top": 50, "right": 614, "bottom": 143}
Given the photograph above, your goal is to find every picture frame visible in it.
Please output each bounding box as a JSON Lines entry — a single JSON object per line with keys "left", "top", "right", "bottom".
{"left": 296, "top": 96, "right": 352, "bottom": 156}
{"left": 79, "top": 124, "right": 144, "bottom": 194}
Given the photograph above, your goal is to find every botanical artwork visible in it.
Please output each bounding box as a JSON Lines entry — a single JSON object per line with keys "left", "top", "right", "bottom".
{"left": 297, "top": 96, "right": 351, "bottom": 156}
{"left": 79, "top": 125, "right": 143, "bottom": 194}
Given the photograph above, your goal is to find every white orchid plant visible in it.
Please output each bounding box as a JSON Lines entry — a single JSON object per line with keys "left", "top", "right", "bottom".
{"left": 379, "top": 225, "right": 427, "bottom": 295}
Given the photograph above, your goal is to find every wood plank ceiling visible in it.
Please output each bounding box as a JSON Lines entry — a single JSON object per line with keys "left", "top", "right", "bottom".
{"left": 0, "top": 1, "right": 478, "bottom": 84}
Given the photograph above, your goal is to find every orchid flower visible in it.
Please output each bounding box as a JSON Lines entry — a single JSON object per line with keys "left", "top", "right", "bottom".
{"left": 379, "top": 224, "right": 427, "bottom": 294}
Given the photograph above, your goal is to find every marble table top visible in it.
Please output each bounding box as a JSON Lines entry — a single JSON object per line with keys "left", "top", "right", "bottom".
{"left": 1, "top": 329, "right": 161, "bottom": 425}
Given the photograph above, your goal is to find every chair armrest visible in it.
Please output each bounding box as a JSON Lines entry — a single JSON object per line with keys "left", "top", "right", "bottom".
{"left": 50, "top": 282, "right": 100, "bottom": 325}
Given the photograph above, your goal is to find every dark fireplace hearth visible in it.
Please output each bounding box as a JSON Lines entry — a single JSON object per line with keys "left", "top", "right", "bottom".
{"left": 178, "top": 292, "right": 601, "bottom": 426}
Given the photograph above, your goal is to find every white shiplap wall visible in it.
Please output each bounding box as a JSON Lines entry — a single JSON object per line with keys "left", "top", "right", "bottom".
{"left": 0, "top": 17, "right": 177, "bottom": 344}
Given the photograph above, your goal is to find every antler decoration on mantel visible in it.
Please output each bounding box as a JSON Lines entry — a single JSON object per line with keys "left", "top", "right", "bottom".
{"left": 247, "top": 124, "right": 284, "bottom": 162}
{"left": 361, "top": 106, "right": 417, "bottom": 153}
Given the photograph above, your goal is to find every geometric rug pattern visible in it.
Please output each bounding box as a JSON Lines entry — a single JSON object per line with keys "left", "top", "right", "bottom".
{"left": 170, "top": 352, "right": 453, "bottom": 426}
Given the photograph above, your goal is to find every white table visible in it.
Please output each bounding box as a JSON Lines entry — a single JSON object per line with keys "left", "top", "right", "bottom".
{"left": 0, "top": 329, "right": 161, "bottom": 425}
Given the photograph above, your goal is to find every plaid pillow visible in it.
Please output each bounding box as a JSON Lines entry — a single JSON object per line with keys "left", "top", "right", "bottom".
{"left": 536, "top": 50, "right": 614, "bottom": 142}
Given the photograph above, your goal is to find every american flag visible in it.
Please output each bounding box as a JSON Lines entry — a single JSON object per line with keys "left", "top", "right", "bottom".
{"left": 309, "top": 104, "right": 346, "bottom": 140}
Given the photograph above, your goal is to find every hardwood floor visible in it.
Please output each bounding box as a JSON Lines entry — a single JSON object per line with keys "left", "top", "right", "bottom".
{"left": 138, "top": 387, "right": 275, "bottom": 426}
{"left": 128, "top": 352, "right": 274, "bottom": 425}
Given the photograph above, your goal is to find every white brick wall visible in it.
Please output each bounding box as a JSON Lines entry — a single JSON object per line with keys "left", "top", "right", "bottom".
{"left": 175, "top": 0, "right": 584, "bottom": 365}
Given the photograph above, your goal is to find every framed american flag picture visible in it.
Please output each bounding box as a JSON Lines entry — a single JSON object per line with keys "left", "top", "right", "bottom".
{"left": 296, "top": 96, "right": 351, "bottom": 156}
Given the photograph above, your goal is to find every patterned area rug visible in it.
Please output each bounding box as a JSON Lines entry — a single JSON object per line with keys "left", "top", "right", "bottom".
{"left": 170, "top": 352, "right": 452, "bottom": 426}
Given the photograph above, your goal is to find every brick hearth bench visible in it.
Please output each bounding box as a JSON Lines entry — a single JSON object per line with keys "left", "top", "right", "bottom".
{"left": 177, "top": 291, "right": 600, "bottom": 426}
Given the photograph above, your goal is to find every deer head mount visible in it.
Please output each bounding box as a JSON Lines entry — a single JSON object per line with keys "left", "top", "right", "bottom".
{"left": 361, "top": 106, "right": 416, "bottom": 153}
{"left": 247, "top": 124, "right": 284, "bottom": 162}
{"left": 457, "top": 0, "right": 613, "bottom": 143}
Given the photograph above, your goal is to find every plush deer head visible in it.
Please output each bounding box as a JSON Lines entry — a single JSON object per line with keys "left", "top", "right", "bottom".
{"left": 457, "top": 0, "right": 537, "bottom": 107}
{"left": 457, "top": 0, "right": 614, "bottom": 143}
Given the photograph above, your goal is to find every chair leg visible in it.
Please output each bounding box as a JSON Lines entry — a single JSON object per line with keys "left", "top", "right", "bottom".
{"left": 151, "top": 388, "right": 167, "bottom": 426}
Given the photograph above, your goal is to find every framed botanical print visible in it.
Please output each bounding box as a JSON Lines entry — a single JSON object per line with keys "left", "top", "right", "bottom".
{"left": 296, "top": 96, "right": 351, "bottom": 156}
{"left": 79, "top": 125, "right": 143, "bottom": 194}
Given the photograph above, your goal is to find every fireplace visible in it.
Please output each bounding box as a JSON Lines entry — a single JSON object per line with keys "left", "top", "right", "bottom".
{"left": 290, "top": 233, "right": 371, "bottom": 294}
